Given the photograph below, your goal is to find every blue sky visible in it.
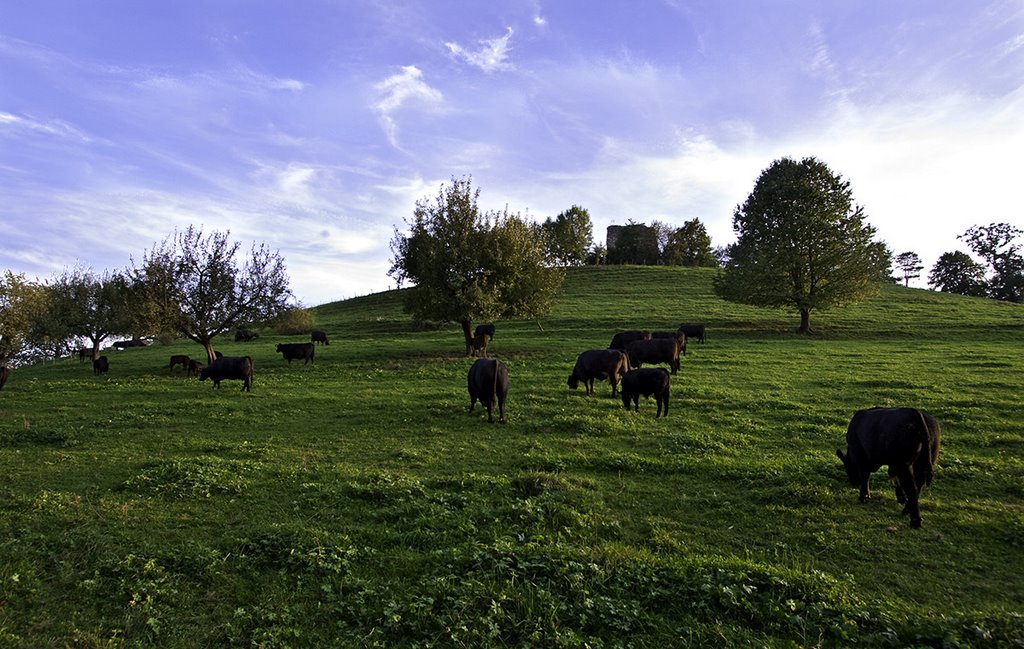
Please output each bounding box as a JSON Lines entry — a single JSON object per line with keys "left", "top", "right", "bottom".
{"left": 2, "top": 1, "right": 1021, "bottom": 305}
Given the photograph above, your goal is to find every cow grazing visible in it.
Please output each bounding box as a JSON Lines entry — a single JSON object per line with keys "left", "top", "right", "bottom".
{"left": 474, "top": 323, "right": 496, "bottom": 339}
{"left": 93, "top": 356, "right": 109, "bottom": 375}
{"left": 276, "top": 342, "right": 315, "bottom": 365}
{"left": 311, "top": 330, "right": 330, "bottom": 345}
{"left": 199, "top": 356, "right": 253, "bottom": 392}
{"left": 186, "top": 359, "right": 205, "bottom": 377}
{"left": 112, "top": 338, "right": 148, "bottom": 349}
{"left": 471, "top": 333, "right": 491, "bottom": 358}
{"left": 836, "top": 407, "right": 941, "bottom": 528}
{"left": 168, "top": 354, "right": 190, "bottom": 371}
{"left": 468, "top": 358, "right": 509, "bottom": 424}
{"left": 677, "top": 323, "right": 706, "bottom": 344}
{"left": 567, "top": 349, "right": 630, "bottom": 396}
{"left": 235, "top": 329, "right": 259, "bottom": 342}
{"left": 625, "top": 337, "right": 680, "bottom": 374}
{"left": 620, "top": 368, "right": 670, "bottom": 418}
{"left": 609, "top": 330, "right": 650, "bottom": 351}
{"left": 651, "top": 330, "right": 688, "bottom": 357}
{"left": 0, "top": 366, "right": 9, "bottom": 390}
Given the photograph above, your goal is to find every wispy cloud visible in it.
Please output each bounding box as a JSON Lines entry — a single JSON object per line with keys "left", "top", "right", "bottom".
{"left": 0, "top": 112, "right": 92, "bottom": 142}
{"left": 372, "top": 65, "right": 444, "bottom": 147}
{"left": 446, "top": 27, "right": 515, "bottom": 72}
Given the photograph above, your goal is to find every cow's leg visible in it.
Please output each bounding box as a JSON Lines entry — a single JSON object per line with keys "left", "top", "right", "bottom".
{"left": 497, "top": 394, "right": 505, "bottom": 424}
{"left": 888, "top": 468, "right": 908, "bottom": 505}
{"left": 655, "top": 395, "right": 663, "bottom": 418}
{"left": 858, "top": 474, "right": 871, "bottom": 502}
{"left": 892, "top": 466, "right": 922, "bottom": 527}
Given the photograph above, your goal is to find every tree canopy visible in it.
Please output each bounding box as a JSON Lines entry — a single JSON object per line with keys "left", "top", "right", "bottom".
{"left": 389, "top": 176, "right": 563, "bottom": 353}
{"left": 0, "top": 271, "right": 49, "bottom": 366}
{"left": 928, "top": 251, "right": 988, "bottom": 297}
{"left": 541, "top": 205, "right": 594, "bottom": 266}
{"left": 662, "top": 218, "right": 718, "bottom": 267}
{"left": 958, "top": 222, "right": 1024, "bottom": 303}
{"left": 50, "top": 268, "right": 133, "bottom": 360}
{"left": 130, "top": 226, "right": 294, "bottom": 363}
{"left": 714, "top": 156, "right": 891, "bottom": 333}
{"left": 893, "top": 251, "right": 924, "bottom": 287}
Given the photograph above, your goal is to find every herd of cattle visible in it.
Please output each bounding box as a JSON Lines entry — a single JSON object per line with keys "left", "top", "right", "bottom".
{"left": 3, "top": 321, "right": 941, "bottom": 528}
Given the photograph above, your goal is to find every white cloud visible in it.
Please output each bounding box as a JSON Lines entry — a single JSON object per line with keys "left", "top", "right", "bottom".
{"left": 446, "top": 27, "right": 515, "bottom": 72}
{"left": 0, "top": 111, "right": 92, "bottom": 142}
{"left": 372, "top": 65, "right": 444, "bottom": 147}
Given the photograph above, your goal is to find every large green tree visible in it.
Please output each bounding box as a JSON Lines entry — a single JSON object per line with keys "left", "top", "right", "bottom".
{"left": 389, "top": 176, "right": 563, "bottom": 354}
{"left": 0, "top": 271, "right": 50, "bottom": 366}
{"left": 958, "top": 222, "right": 1024, "bottom": 303}
{"left": 50, "top": 269, "right": 133, "bottom": 360}
{"left": 714, "top": 157, "right": 891, "bottom": 333}
{"left": 541, "top": 205, "right": 594, "bottom": 266}
{"left": 130, "top": 226, "right": 294, "bottom": 363}
{"left": 607, "top": 222, "right": 659, "bottom": 265}
{"left": 928, "top": 251, "right": 987, "bottom": 297}
{"left": 662, "top": 218, "right": 718, "bottom": 267}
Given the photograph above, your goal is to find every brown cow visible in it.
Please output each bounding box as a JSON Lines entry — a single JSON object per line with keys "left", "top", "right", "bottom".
{"left": 471, "top": 333, "right": 491, "bottom": 358}
{"left": 169, "top": 354, "right": 190, "bottom": 371}
{"left": 186, "top": 359, "right": 205, "bottom": 377}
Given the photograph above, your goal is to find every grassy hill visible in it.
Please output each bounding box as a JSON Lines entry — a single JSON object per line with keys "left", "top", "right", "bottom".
{"left": 1, "top": 265, "right": 1022, "bottom": 647}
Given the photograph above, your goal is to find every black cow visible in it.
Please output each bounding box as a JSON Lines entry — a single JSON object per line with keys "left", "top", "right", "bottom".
{"left": 609, "top": 330, "right": 650, "bottom": 351}
{"left": 276, "top": 342, "right": 315, "bottom": 365}
{"left": 169, "top": 354, "right": 190, "bottom": 371}
{"left": 625, "top": 337, "right": 680, "bottom": 374}
{"left": 311, "top": 330, "right": 330, "bottom": 345}
{"left": 235, "top": 329, "right": 259, "bottom": 342}
{"left": 651, "top": 330, "right": 688, "bottom": 357}
{"left": 468, "top": 358, "right": 509, "bottom": 424}
{"left": 93, "top": 355, "right": 109, "bottom": 375}
{"left": 199, "top": 356, "right": 253, "bottom": 392}
{"left": 474, "top": 323, "right": 496, "bottom": 339}
{"left": 620, "top": 368, "right": 670, "bottom": 418}
{"left": 0, "top": 366, "right": 9, "bottom": 390}
{"left": 112, "top": 338, "right": 148, "bottom": 349}
{"left": 836, "top": 407, "right": 942, "bottom": 528}
{"left": 677, "top": 323, "right": 706, "bottom": 344}
{"left": 567, "top": 349, "right": 630, "bottom": 396}
{"left": 471, "top": 333, "right": 491, "bottom": 358}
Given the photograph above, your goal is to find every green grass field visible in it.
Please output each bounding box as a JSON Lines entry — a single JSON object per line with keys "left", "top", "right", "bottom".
{"left": 2, "top": 265, "right": 1022, "bottom": 647}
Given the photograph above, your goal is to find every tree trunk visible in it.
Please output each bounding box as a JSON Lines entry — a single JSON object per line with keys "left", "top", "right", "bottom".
{"left": 204, "top": 342, "right": 217, "bottom": 365}
{"left": 461, "top": 319, "right": 474, "bottom": 356}
{"left": 797, "top": 308, "right": 812, "bottom": 334}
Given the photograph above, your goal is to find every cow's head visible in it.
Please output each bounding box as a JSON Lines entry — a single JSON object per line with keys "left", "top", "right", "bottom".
{"left": 567, "top": 374, "right": 578, "bottom": 390}
{"left": 198, "top": 367, "right": 210, "bottom": 382}
{"left": 836, "top": 449, "right": 859, "bottom": 485}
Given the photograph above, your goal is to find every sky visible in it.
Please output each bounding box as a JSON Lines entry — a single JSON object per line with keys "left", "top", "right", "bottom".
{"left": 1, "top": 1, "right": 1022, "bottom": 306}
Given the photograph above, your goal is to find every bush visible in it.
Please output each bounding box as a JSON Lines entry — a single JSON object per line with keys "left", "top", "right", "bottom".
{"left": 271, "top": 307, "right": 315, "bottom": 335}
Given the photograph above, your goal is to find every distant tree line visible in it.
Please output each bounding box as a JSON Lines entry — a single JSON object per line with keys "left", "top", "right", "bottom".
{"left": 603, "top": 218, "right": 720, "bottom": 267}
{"left": 1, "top": 228, "right": 297, "bottom": 368}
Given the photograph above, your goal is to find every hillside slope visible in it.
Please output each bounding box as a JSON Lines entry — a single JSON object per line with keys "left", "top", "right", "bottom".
{"left": 1, "top": 266, "right": 1022, "bottom": 647}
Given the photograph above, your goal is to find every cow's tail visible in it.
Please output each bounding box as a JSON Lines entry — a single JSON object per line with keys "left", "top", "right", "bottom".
{"left": 492, "top": 359, "right": 499, "bottom": 408}
{"left": 915, "top": 409, "right": 936, "bottom": 488}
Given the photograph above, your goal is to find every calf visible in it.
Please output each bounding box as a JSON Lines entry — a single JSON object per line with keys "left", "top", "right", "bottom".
{"left": 620, "top": 368, "right": 670, "bottom": 418}
{"left": 93, "top": 355, "right": 109, "bottom": 375}
{"left": 677, "top": 323, "right": 706, "bottom": 344}
{"left": 471, "top": 333, "right": 491, "bottom": 358}
{"left": 651, "top": 330, "right": 687, "bottom": 357}
{"left": 311, "top": 330, "right": 330, "bottom": 345}
{"left": 276, "top": 342, "right": 315, "bottom": 365}
{"left": 609, "top": 330, "right": 650, "bottom": 351}
{"left": 836, "top": 407, "right": 941, "bottom": 528}
{"left": 199, "top": 356, "right": 253, "bottom": 392}
{"left": 168, "top": 354, "right": 190, "bottom": 371}
{"left": 0, "top": 366, "right": 8, "bottom": 390}
{"left": 468, "top": 358, "right": 509, "bottom": 423}
{"left": 186, "top": 359, "right": 205, "bottom": 377}
{"left": 625, "top": 337, "right": 680, "bottom": 374}
{"left": 77, "top": 347, "right": 92, "bottom": 362}
{"left": 567, "top": 349, "right": 630, "bottom": 396}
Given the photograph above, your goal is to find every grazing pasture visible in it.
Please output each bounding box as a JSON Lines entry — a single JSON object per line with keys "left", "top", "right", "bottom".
{"left": 1, "top": 265, "right": 1022, "bottom": 647}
